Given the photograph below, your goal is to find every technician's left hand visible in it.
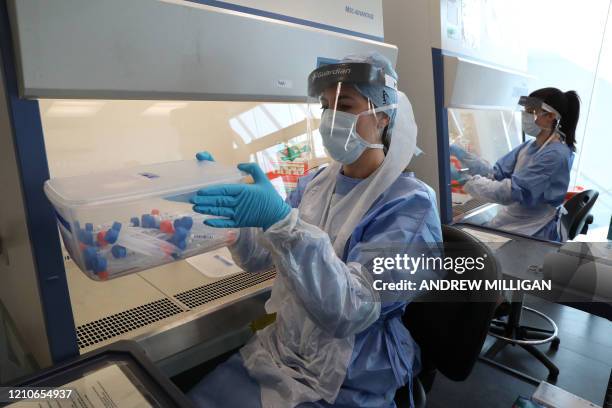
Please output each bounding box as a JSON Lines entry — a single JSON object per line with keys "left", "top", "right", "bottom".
{"left": 191, "top": 163, "right": 291, "bottom": 230}
{"left": 450, "top": 165, "right": 470, "bottom": 186}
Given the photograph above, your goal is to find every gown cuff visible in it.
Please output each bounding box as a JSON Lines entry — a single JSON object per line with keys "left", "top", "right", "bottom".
{"left": 260, "top": 208, "right": 301, "bottom": 241}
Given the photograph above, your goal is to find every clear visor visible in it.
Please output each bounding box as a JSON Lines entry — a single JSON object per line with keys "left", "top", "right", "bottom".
{"left": 512, "top": 95, "right": 563, "bottom": 138}
{"left": 516, "top": 96, "right": 561, "bottom": 119}
{"left": 305, "top": 81, "right": 397, "bottom": 162}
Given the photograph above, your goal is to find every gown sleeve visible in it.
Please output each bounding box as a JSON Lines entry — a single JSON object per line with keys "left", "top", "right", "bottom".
{"left": 258, "top": 186, "right": 441, "bottom": 338}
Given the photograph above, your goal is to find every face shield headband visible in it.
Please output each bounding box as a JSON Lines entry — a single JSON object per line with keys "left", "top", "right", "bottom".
{"left": 518, "top": 96, "right": 562, "bottom": 119}
{"left": 307, "top": 62, "right": 397, "bottom": 98}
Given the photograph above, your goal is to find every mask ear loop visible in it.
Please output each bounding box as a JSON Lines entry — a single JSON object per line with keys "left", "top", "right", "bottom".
{"left": 552, "top": 113, "right": 562, "bottom": 135}
{"left": 371, "top": 99, "right": 389, "bottom": 147}
{"left": 344, "top": 122, "right": 355, "bottom": 151}
{"left": 540, "top": 110, "right": 562, "bottom": 137}
{"left": 367, "top": 99, "right": 381, "bottom": 143}
{"left": 344, "top": 97, "right": 374, "bottom": 151}
{"left": 342, "top": 101, "right": 400, "bottom": 151}
{"left": 540, "top": 102, "right": 562, "bottom": 135}
{"left": 352, "top": 103, "right": 399, "bottom": 149}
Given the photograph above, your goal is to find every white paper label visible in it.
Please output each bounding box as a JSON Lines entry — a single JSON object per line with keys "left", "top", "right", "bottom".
{"left": 8, "top": 364, "right": 152, "bottom": 408}
{"left": 275, "top": 79, "right": 293, "bottom": 89}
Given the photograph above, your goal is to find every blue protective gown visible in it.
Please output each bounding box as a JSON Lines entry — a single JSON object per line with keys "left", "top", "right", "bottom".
{"left": 491, "top": 140, "right": 574, "bottom": 240}
{"left": 189, "top": 170, "right": 442, "bottom": 407}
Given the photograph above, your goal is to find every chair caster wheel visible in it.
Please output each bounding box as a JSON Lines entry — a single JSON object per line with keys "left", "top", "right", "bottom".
{"left": 550, "top": 337, "right": 560, "bottom": 350}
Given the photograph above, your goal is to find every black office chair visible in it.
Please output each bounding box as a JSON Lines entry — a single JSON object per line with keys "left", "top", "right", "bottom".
{"left": 394, "top": 225, "right": 501, "bottom": 407}
{"left": 560, "top": 189, "right": 599, "bottom": 241}
{"left": 481, "top": 189, "right": 600, "bottom": 383}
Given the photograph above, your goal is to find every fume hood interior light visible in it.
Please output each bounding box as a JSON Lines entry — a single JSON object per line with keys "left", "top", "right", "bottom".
{"left": 45, "top": 100, "right": 105, "bottom": 117}
{"left": 142, "top": 102, "right": 188, "bottom": 116}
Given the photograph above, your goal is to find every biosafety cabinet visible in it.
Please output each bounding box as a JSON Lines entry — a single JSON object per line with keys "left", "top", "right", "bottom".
{"left": 1, "top": 0, "right": 534, "bottom": 376}
{"left": 0, "top": 0, "right": 395, "bottom": 374}
{"left": 383, "top": 0, "right": 532, "bottom": 224}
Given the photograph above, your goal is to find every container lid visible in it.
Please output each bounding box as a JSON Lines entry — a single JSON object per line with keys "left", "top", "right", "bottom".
{"left": 45, "top": 160, "right": 244, "bottom": 207}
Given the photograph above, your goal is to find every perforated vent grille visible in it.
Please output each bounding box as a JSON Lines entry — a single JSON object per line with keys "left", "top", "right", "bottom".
{"left": 76, "top": 299, "right": 183, "bottom": 349}
{"left": 175, "top": 269, "right": 276, "bottom": 309}
{"left": 453, "top": 198, "right": 489, "bottom": 217}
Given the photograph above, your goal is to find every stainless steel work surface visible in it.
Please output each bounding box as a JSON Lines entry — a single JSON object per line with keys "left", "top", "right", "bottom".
{"left": 64, "top": 254, "right": 274, "bottom": 358}
{"left": 66, "top": 260, "right": 174, "bottom": 325}
{"left": 455, "top": 224, "right": 559, "bottom": 276}
{"left": 454, "top": 224, "right": 611, "bottom": 306}
{"left": 137, "top": 260, "right": 219, "bottom": 298}
{"left": 453, "top": 202, "right": 499, "bottom": 225}
{"left": 456, "top": 224, "right": 559, "bottom": 280}
{"left": 137, "top": 248, "right": 243, "bottom": 297}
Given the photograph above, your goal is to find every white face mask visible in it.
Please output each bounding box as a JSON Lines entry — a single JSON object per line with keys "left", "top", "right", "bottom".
{"left": 521, "top": 111, "right": 544, "bottom": 136}
{"left": 319, "top": 105, "right": 395, "bottom": 165}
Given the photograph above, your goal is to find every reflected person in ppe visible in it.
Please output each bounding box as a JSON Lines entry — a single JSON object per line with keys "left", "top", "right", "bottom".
{"left": 188, "top": 53, "right": 442, "bottom": 407}
{"left": 461, "top": 88, "right": 580, "bottom": 241}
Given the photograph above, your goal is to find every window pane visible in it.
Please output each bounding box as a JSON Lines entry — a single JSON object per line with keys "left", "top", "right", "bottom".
{"left": 40, "top": 100, "right": 316, "bottom": 177}
{"left": 525, "top": 0, "right": 610, "bottom": 186}
{"left": 575, "top": 4, "right": 612, "bottom": 231}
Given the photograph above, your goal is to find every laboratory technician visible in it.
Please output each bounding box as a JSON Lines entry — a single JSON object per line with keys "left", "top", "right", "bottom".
{"left": 458, "top": 88, "right": 580, "bottom": 241}
{"left": 187, "top": 53, "right": 442, "bottom": 407}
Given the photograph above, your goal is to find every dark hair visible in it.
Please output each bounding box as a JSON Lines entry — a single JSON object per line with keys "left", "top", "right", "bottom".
{"left": 529, "top": 87, "right": 581, "bottom": 151}
{"left": 382, "top": 126, "right": 390, "bottom": 153}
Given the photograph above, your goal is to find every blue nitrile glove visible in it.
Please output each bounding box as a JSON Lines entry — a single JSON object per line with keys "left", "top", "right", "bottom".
{"left": 196, "top": 151, "right": 215, "bottom": 161}
{"left": 191, "top": 163, "right": 291, "bottom": 230}
{"left": 450, "top": 165, "right": 470, "bottom": 186}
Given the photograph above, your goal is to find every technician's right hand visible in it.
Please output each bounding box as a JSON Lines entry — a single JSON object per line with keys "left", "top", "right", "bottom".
{"left": 191, "top": 163, "right": 291, "bottom": 230}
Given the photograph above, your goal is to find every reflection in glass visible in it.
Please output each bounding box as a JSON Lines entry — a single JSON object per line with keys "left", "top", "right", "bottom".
{"left": 40, "top": 99, "right": 328, "bottom": 198}
{"left": 573, "top": 4, "right": 612, "bottom": 232}
{"left": 448, "top": 107, "right": 522, "bottom": 219}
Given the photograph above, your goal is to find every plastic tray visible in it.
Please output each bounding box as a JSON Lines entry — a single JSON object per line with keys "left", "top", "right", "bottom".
{"left": 44, "top": 160, "right": 243, "bottom": 281}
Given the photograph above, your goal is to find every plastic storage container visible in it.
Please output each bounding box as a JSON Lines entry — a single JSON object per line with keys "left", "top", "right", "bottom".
{"left": 44, "top": 160, "right": 244, "bottom": 281}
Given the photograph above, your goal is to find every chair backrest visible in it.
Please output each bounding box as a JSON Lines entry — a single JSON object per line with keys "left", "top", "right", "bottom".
{"left": 402, "top": 225, "right": 500, "bottom": 381}
{"left": 561, "top": 190, "right": 599, "bottom": 240}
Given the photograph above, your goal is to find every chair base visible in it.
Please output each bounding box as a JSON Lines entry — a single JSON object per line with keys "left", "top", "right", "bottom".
{"left": 394, "top": 376, "right": 427, "bottom": 408}
{"left": 482, "top": 302, "right": 560, "bottom": 382}
{"left": 412, "top": 378, "right": 427, "bottom": 408}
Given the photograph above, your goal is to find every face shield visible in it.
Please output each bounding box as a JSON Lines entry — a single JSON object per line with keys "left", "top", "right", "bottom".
{"left": 516, "top": 95, "right": 562, "bottom": 138}
{"left": 301, "top": 61, "right": 418, "bottom": 255}
{"left": 306, "top": 63, "right": 399, "bottom": 165}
